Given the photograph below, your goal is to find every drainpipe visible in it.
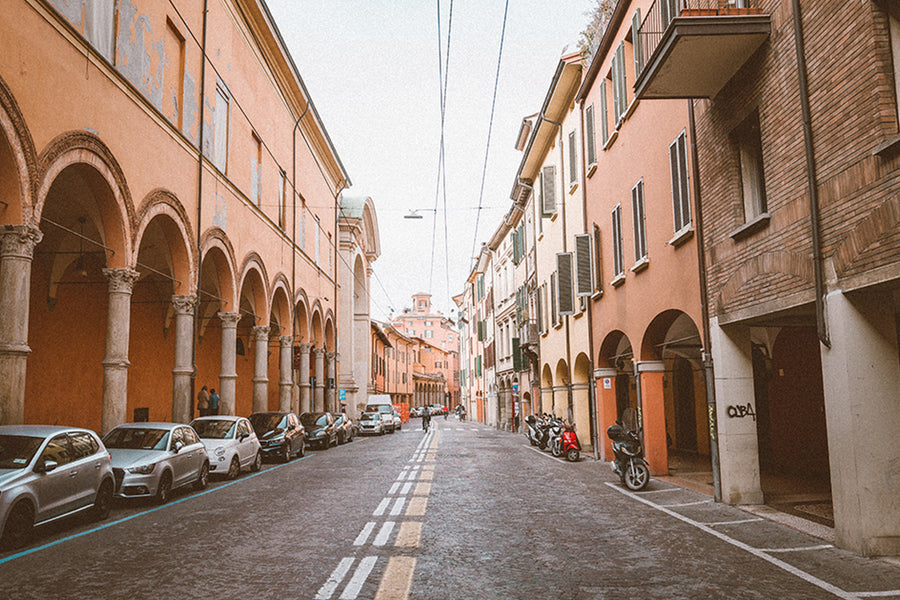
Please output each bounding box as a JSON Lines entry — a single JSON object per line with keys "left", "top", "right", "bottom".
{"left": 688, "top": 99, "right": 722, "bottom": 502}
{"left": 191, "top": 0, "right": 210, "bottom": 418}
{"left": 291, "top": 101, "right": 311, "bottom": 356}
{"left": 791, "top": 0, "right": 830, "bottom": 348}
{"left": 578, "top": 101, "right": 600, "bottom": 461}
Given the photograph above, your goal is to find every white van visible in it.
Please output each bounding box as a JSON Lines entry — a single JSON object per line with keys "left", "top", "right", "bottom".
{"left": 364, "top": 395, "right": 398, "bottom": 433}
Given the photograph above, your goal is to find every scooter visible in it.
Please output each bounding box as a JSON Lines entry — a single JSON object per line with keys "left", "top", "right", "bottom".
{"left": 607, "top": 415, "right": 650, "bottom": 490}
{"left": 560, "top": 422, "right": 581, "bottom": 462}
{"left": 524, "top": 415, "right": 546, "bottom": 448}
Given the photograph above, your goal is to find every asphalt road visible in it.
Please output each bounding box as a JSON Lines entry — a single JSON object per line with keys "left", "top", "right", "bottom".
{"left": 2, "top": 418, "right": 900, "bottom": 599}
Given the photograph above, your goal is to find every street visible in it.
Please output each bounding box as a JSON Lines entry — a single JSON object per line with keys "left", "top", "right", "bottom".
{"left": 2, "top": 419, "right": 899, "bottom": 600}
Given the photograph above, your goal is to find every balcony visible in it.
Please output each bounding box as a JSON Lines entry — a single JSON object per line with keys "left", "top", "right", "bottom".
{"left": 519, "top": 320, "right": 539, "bottom": 348}
{"left": 634, "top": 0, "right": 770, "bottom": 100}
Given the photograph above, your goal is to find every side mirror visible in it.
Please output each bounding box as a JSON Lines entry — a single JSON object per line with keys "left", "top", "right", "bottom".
{"left": 239, "top": 432, "right": 249, "bottom": 441}
{"left": 36, "top": 459, "right": 59, "bottom": 473}
{"left": 173, "top": 441, "right": 184, "bottom": 453}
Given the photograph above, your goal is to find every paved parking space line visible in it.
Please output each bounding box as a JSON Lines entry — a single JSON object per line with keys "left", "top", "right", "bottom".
{"left": 339, "top": 556, "right": 377, "bottom": 600}
{"left": 315, "top": 557, "right": 355, "bottom": 600}
{"left": 373, "top": 498, "right": 390, "bottom": 516}
{"left": 636, "top": 487, "right": 683, "bottom": 494}
{"left": 856, "top": 590, "right": 900, "bottom": 597}
{"left": 354, "top": 522, "right": 376, "bottom": 546}
{"left": 526, "top": 445, "right": 568, "bottom": 463}
{"left": 374, "top": 556, "right": 416, "bottom": 600}
{"left": 662, "top": 500, "right": 712, "bottom": 508}
{"left": 394, "top": 522, "right": 422, "bottom": 548}
{"left": 605, "top": 482, "right": 861, "bottom": 600}
{"left": 706, "top": 518, "right": 764, "bottom": 526}
{"left": 388, "top": 482, "right": 401, "bottom": 494}
{"left": 373, "top": 522, "right": 395, "bottom": 546}
{"left": 760, "top": 544, "right": 834, "bottom": 553}
{"left": 406, "top": 496, "right": 428, "bottom": 516}
{"left": 413, "top": 481, "right": 431, "bottom": 496}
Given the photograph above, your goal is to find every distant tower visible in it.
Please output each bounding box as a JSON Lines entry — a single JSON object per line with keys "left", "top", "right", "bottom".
{"left": 412, "top": 292, "right": 431, "bottom": 314}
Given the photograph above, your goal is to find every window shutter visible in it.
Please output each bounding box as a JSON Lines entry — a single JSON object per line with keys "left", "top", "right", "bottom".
{"left": 511, "top": 230, "right": 520, "bottom": 264}
{"left": 568, "top": 131, "right": 577, "bottom": 185}
{"left": 574, "top": 234, "right": 594, "bottom": 297}
{"left": 475, "top": 355, "right": 482, "bottom": 377}
{"left": 517, "top": 222, "right": 526, "bottom": 262}
{"left": 600, "top": 81, "right": 609, "bottom": 145}
{"left": 585, "top": 104, "right": 596, "bottom": 166}
{"left": 512, "top": 337, "right": 522, "bottom": 371}
{"left": 541, "top": 165, "right": 557, "bottom": 216}
{"left": 632, "top": 9, "right": 643, "bottom": 76}
{"left": 593, "top": 224, "right": 603, "bottom": 291}
{"left": 477, "top": 274, "right": 484, "bottom": 300}
{"left": 616, "top": 43, "right": 627, "bottom": 122}
{"left": 535, "top": 286, "right": 543, "bottom": 333}
{"left": 550, "top": 273, "right": 558, "bottom": 326}
{"left": 557, "top": 253, "right": 575, "bottom": 315}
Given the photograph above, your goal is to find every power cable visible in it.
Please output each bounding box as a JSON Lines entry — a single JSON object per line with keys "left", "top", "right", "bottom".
{"left": 469, "top": 0, "right": 511, "bottom": 272}
{"left": 429, "top": 0, "right": 453, "bottom": 297}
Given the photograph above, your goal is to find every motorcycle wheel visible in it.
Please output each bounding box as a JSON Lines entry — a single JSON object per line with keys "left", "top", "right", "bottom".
{"left": 566, "top": 448, "right": 580, "bottom": 462}
{"left": 551, "top": 441, "right": 563, "bottom": 458}
{"left": 623, "top": 462, "right": 650, "bottom": 491}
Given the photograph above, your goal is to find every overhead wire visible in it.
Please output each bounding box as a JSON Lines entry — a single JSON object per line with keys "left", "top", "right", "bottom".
{"left": 469, "top": 0, "right": 511, "bottom": 271}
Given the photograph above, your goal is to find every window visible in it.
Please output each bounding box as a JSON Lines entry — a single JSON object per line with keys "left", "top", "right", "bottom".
{"left": 424, "top": 321, "right": 433, "bottom": 326}
{"left": 314, "top": 216, "right": 321, "bottom": 265}
{"left": 574, "top": 234, "right": 593, "bottom": 297}
{"left": 632, "top": 180, "right": 647, "bottom": 262}
{"left": 85, "top": 0, "right": 116, "bottom": 62}
{"left": 734, "top": 110, "right": 767, "bottom": 222}
{"left": 670, "top": 131, "right": 691, "bottom": 232}
{"left": 162, "top": 19, "right": 185, "bottom": 129}
{"left": 611, "top": 205, "right": 624, "bottom": 278}
{"left": 550, "top": 272, "right": 559, "bottom": 326}
{"left": 41, "top": 435, "right": 72, "bottom": 466}
{"left": 557, "top": 253, "right": 575, "bottom": 315}
{"left": 251, "top": 134, "right": 262, "bottom": 206}
{"left": 593, "top": 224, "right": 603, "bottom": 292}
{"left": 568, "top": 131, "right": 577, "bottom": 187}
{"left": 425, "top": 330, "right": 433, "bottom": 338}
{"left": 585, "top": 104, "right": 597, "bottom": 167}
{"left": 541, "top": 165, "right": 557, "bottom": 217}
{"left": 278, "top": 169, "right": 287, "bottom": 230}
{"left": 298, "top": 202, "right": 306, "bottom": 250}
{"left": 213, "top": 82, "right": 230, "bottom": 173}
{"left": 600, "top": 77, "right": 610, "bottom": 146}
{"left": 612, "top": 42, "right": 627, "bottom": 125}
{"left": 632, "top": 9, "right": 644, "bottom": 76}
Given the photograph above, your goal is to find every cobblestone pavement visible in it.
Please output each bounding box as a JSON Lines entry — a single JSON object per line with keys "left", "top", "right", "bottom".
{"left": 2, "top": 418, "right": 899, "bottom": 599}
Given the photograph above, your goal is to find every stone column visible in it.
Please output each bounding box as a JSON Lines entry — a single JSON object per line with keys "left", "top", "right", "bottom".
{"left": 710, "top": 317, "right": 763, "bottom": 505}
{"left": 171, "top": 295, "right": 197, "bottom": 424}
{"left": 326, "top": 351, "right": 336, "bottom": 412}
{"left": 101, "top": 268, "right": 140, "bottom": 434}
{"left": 252, "top": 325, "right": 269, "bottom": 413}
{"left": 279, "top": 336, "right": 293, "bottom": 412}
{"left": 0, "top": 226, "right": 42, "bottom": 425}
{"left": 297, "top": 342, "right": 312, "bottom": 413}
{"left": 217, "top": 312, "right": 240, "bottom": 415}
{"left": 313, "top": 347, "right": 325, "bottom": 411}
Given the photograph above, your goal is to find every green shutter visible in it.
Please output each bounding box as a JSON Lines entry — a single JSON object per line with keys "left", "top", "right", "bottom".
{"left": 512, "top": 337, "right": 522, "bottom": 371}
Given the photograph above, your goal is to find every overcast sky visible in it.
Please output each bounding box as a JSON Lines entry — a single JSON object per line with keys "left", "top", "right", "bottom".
{"left": 266, "top": 0, "right": 593, "bottom": 321}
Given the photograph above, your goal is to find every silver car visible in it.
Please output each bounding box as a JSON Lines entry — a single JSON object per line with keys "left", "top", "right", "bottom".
{"left": 103, "top": 422, "right": 209, "bottom": 505}
{"left": 0, "top": 425, "right": 115, "bottom": 549}
{"left": 189, "top": 416, "right": 262, "bottom": 479}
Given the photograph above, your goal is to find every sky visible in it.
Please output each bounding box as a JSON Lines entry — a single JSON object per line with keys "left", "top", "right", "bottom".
{"left": 266, "top": 0, "right": 594, "bottom": 322}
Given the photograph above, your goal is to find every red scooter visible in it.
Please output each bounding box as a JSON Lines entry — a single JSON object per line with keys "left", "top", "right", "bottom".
{"left": 550, "top": 421, "right": 581, "bottom": 462}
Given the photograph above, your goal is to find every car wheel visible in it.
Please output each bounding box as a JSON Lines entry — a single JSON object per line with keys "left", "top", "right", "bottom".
{"left": 227, "top": 456, "right": 240, "bottom": 480}
{"left": 1, "top": 501, "right": 34, "bottom": 549}
{"left": 93, "top": 480, "right": 114, "bottom": 521}
{"left": 282, "top": 444, "right": 292, "bottom": 463}
{"left": 196, "top": 462, "right": 210, "bottom": 490}
{"left": 156, "top": 472, "right": 173, "bottom": 505}
{"left": 251, "top": 451, "right": 262, "bottom": 472}
{"left": 297, "top": 441, "right": 305, "bottom": 458}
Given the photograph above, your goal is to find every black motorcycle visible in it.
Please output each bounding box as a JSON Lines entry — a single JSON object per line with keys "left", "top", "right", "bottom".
{"left": 607, "top": 411, "right": 650, "bottom": 491}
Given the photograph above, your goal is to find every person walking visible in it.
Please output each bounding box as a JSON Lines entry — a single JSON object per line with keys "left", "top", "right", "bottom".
{"left": 208, "top": 388, "right": 220, "bottom": 416}
{"left": 422, "top": 409, "right": 431, "bottom": 432}
{"left": 197, "top": 386, "right": 210, "bottom": 417}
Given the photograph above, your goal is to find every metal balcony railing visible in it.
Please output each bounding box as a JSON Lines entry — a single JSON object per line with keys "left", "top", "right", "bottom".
{"left": 638, "top": 0, "right": 762, "bottom": 78}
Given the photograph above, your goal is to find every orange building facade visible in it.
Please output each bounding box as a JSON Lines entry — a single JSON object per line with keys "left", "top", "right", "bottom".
{"left": 0, "top": 0, "right": 348, "bottom": 432}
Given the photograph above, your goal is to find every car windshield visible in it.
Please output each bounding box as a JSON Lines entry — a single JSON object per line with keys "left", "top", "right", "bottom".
{"left": 191, "top": 419, "right": 236, "bottom": 439}
{"left": 250, "top": 414, "right": 286, "bottom": 434}
{"left": 103, "top": 428, "right": 170, "bottom": 451}
{"left": 300, "top": 412, "right": 328, "bottom": 429}
{"left": 0, "top": 435, "right": 44, "bottom": 469}
{"left": 361, "top": 412, "right": 380, "bottom": 421}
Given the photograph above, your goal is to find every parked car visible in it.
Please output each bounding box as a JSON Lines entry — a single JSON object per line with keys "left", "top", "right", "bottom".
{"left": 300, "top": 412, "right": 338, "bottom": 449}
{"left": 0, "top": 425, "right": 115, "bottom": 549}
{"left": 103, "top": 422, "right": 209, "bottom": 505}
{"left": 248, "top": 412, "right": 305, "bottom": 463}
{"left": 358, "top": 412, "right": 385, "bottom": 435}
{"left": 190, "top": 416, "right": 262, "bottom": 479}
{"left": 364, "top": 397, "right": 396, "bottom": 434}
{"left": 393, "top": 410, "right": 402, "bottom": 431}
{"left": 410, "top": 407, "right": 423, "bottom": 418}
{"left": 333, "top": 413, "right": 355, "bottom": 444}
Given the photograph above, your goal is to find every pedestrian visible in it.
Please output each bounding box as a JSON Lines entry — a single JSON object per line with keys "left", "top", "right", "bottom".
{"left": 422, "top": 409, "right": 431, "bottom": 432}
{"left": 197, "top": 385, "right": 209, "bottom": 417}
{"left": 208, "top": 388, "right": 219, "bottom": 416}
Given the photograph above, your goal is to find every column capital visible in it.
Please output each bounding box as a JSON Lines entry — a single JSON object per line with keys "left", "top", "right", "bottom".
{"left": 217, "top": 311, "right": 241, "bottom": 327}
{"left": 313, "top": 347, "right": 325, "bottom": 357}
{"left": 299, "top": 342, "right": 313, "bottom": 352}
{"left": 326, "top": 351, "right": 336, "bottom": 361}
{"left": 0, "top": 225, "right": 43, "bottom": 259}
{"left": 279, "top": 335, "right": 293, "bottom": 348}
{"left": 103, "top": 268, "right": 140, "bottom": 293}
{"left": 252, "top": 325, "right": 270, "bottom": 340}
{"left": 172, "top": 295, "right": 198, "bottom": 315}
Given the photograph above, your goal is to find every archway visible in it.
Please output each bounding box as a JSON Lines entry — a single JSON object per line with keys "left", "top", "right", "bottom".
{"left": 197, "top": 233, "right": 237, "bottom": 417}
{"left": 236, "top": 260, "right": 268, "bottom": 416}
{"left": 596, "top": 331, "right": 635, "bottom": 460}
{"left": 268, "top": 279, "right": 291, "bottom": 411}
{"left": 555, "top": 359, "right": 571, "bottom": 421}
{"left": 540, "top": 363, "right": 553, "bottom": 414}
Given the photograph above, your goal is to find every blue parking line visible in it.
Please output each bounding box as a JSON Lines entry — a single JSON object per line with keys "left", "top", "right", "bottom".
{"left": 0, "top": 453, "right": 311, "bottom": 566}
